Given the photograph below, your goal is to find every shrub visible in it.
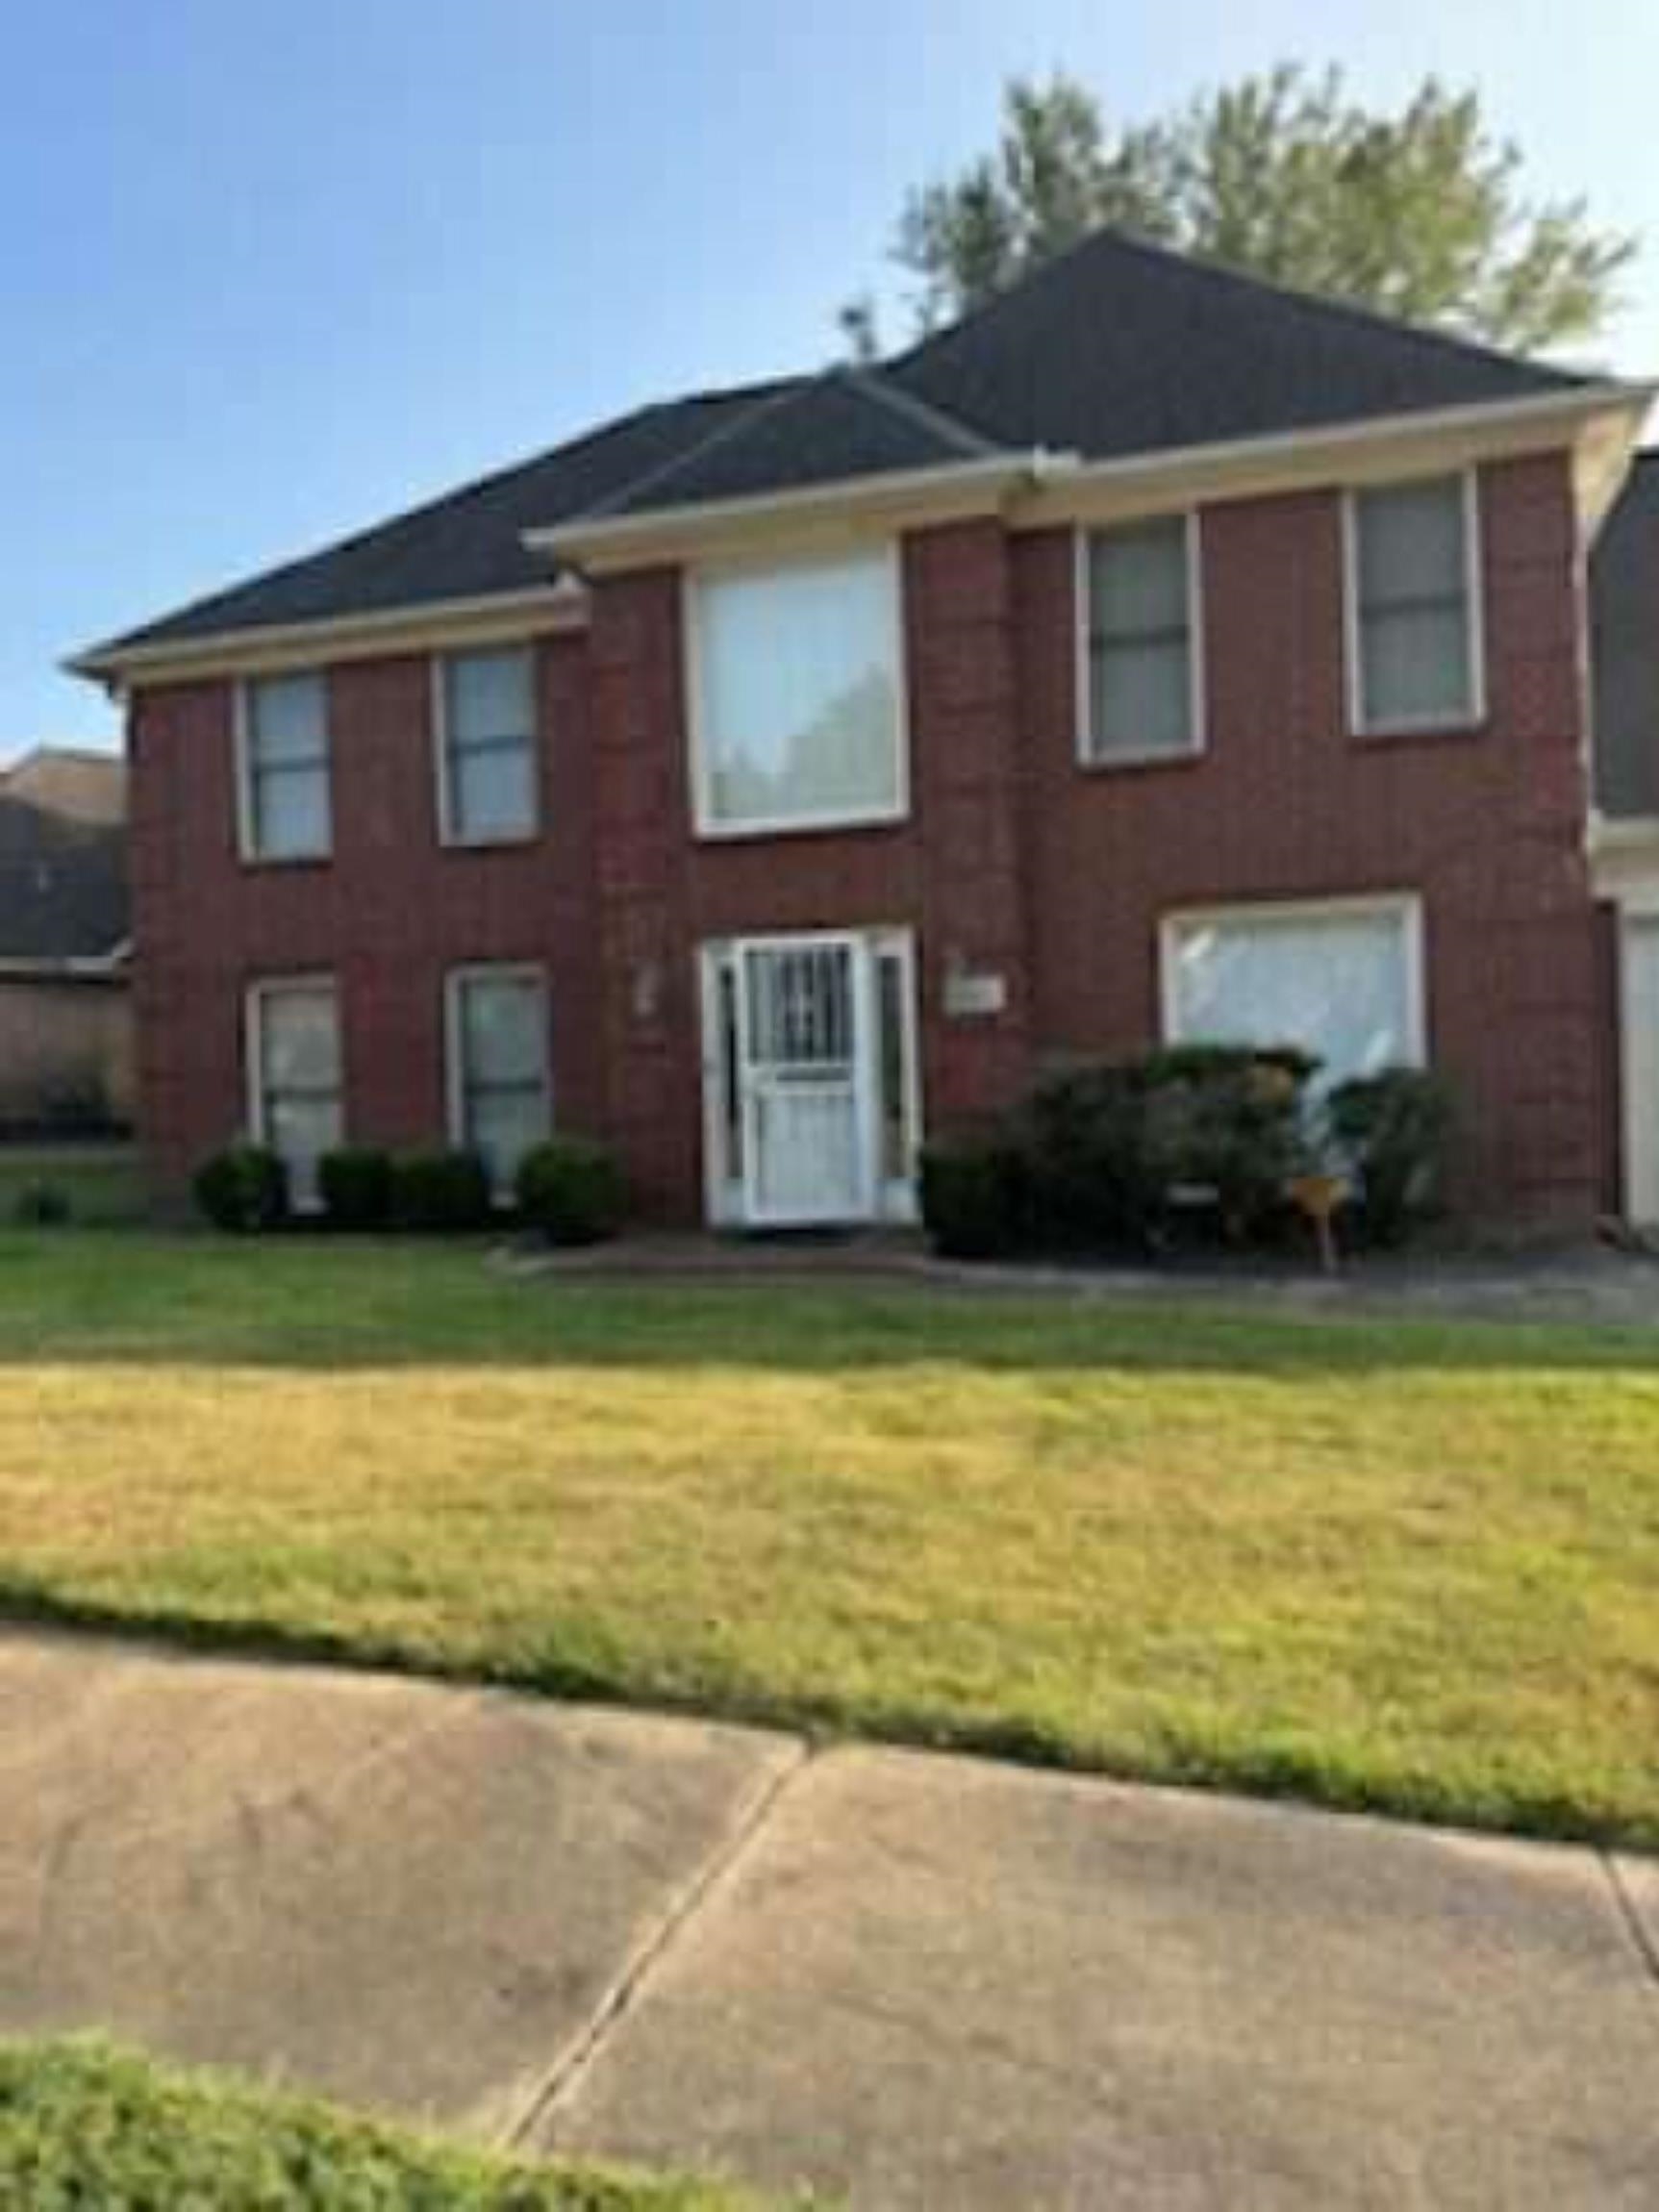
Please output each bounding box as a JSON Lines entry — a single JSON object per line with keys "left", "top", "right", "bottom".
{"left": 1326, "top": 1068, "right": 1454, "bottom": 1246}
{"left": 1137, "top": 1043, "right": 1319, "bottom": 1244}
{"left": 918, "top": 1133, "right": 1033, "bottom": 1259}
{"left": 318, "top": 1146, "right": 393, "bottom": 1232}
{"left": 193, "top": 1145, "right": 289, "bottom": 1234}
{"left": 13, "top": 1182, "right": 71, "bottom": 1227}
{"left": 1022, "top": 1065, "right": 1161, "bottom": 1253}
{"left": 514, "top": 1137, "right": 625, "bottom": 1245}
{"left": 390, "top": 1147, "right": 492, "bottom": 1233}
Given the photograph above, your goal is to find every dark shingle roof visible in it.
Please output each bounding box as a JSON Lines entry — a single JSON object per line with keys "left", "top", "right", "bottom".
{"left": 0, "top": 752, "right": 127, "bottom": 961}
{"left": 888, "top": 228, "right": 1585, "bottom": 460}
{"left": 99, "top": 381, "right": 801, "bottom": 655}
{"left": 1592, "top": 450, "right": 1659, "bottom": 818}
{"left": 88, "top": 227, "right": 1599, "bottom": 663}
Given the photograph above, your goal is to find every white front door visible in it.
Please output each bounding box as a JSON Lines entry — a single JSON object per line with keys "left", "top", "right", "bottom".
{"left": 1624, "top": 915, "right": 1659, "bottom": 1224}
{"left": 702, "top": 930, "right": 919, "bottom": 1228}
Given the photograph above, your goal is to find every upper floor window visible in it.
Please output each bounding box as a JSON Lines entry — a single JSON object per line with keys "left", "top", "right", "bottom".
{"left": 446, "top": 966, "right": 551, "bottom": 1196}
{"left": 247, "top": 977, "right": 341, "bottom": 1211}
{"left": 1080, "top": 515, "right": 1202, "bottom": 765}
{"left": 239, "top": 672, "right": 331, "bottom": 861}
{"left": 1347, "top": 473, "right": 1483, "bottom": 735}
{"left": 690, "top": 548, "right": 906, "bottom": 837}
{"left": 438, "top": 647, "right": 539, "bottom": 844}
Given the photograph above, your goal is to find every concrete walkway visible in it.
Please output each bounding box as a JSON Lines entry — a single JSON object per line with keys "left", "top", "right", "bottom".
{"left": 2, "top": 1632, "right": 1655, "bottom": 2207}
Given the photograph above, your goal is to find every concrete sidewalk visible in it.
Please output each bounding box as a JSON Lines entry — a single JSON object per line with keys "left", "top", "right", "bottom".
{"left": 2, "top": 1632, "right": 1655, "bottom": 2207}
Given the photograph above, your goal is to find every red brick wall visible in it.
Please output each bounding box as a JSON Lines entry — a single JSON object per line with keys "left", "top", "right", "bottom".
{"left": 129, "top": 451, "right": 1604, "bottom": 1229}
{"left": 128, "top": 638, "right": 602, "bottom": 1196}
{"left": 1014, "top": 453, "right": 1601, "bottom": 1226}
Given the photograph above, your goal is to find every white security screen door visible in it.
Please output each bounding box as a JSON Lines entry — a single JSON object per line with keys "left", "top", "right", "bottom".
{"left": 739, "top": 937, "right": 869, "bottom": 1225}
{"left": 701, "top": 929, "right": 919, "bottom": 1229}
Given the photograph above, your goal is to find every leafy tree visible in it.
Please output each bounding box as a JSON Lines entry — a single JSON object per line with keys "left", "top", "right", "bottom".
{"left": 882, "top": 66, "right": 1634, "bottom": 353}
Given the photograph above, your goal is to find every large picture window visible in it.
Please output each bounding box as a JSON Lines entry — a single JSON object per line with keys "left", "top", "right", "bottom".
{"left": 1348, "top": 474, "right": 1482, "bottom": 733}
{"left": 1163, "top": 897, "right": 1425, "bottom": 1089}
{"left": 439, "top": 647, "right": 538, "bottom": 844}
{"left": 691, "top": 549, "right": 905, "bottom": 835}
{"left": 248, "top": 979, "right": 341, "bottom": 1210}
{"left": 239, "top": 672, "right": 331, "bottom": 861}
{"left": 447, "top": 967, "right": 551, "bottom": 1195}
{"left": 1081, "top": 515, "right": 1201, "bottom": 764}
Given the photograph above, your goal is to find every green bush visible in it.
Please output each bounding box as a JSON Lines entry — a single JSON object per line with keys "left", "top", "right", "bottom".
{"left": 193, "top": 1145, "right": 289, "bottom": 1234}
{"left": 1138, "top": 1043, "right": 1319, "bottom": 1244}
{"left": 515, "top": 1137, "right": 625, "bottom": 1245}
{"left": 390, "top": 1147, "right": 492, "bottom": 1233}
{"left": 1022, "top": 1065, "right": 1161, "bottom": 1252}
{"left": 918, "top": 1133, "right": 1033, "bottom": 1259}
{"left": 1327, "top": 1068, "right": 1454, "bottom": 1246}
{"left": 318, "top": 1146, "right": 394, "bottom": 1232}
{"left": 13, "top": 1181, "right": 71, "bottom": 1227}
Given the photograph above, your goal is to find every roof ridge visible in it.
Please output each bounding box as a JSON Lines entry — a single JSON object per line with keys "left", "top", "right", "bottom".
{"left": 892, "top": 221, "right": 1591, "bottom": 390}
{"left": 838, "top": 366, "right": 1008, "bottom": 458}
{"left": 563, "top": 374, "right": 818, "bottom": 527}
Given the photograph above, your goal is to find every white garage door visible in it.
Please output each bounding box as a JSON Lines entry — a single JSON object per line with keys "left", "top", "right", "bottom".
{"left": 1624, "top": 916, "right": 1659, "bottom": 1225}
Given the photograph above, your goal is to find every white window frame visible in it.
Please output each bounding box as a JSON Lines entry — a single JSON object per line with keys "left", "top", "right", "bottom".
{"left": 443, "top": 962, "right": 552, "bottom": 1198}
{"left": 431, "top": 645, "right": 540, "bottom": 848}
{"left": 243, "top": 973, "right": 342, "bottom": 1213}
{"left": 1075, "top": 512, "right": 1207, "bottom": 768}
{"left": 684, "top": 541, "right": 911, "bottom": 842}
{"left": 1158, "top": 892, "right": 1429, "bottom": 1075}
{"left": 235, "top": 672, "right": 333, "bottom": 864}
{"left": 1343, "top": 469, "right": 1486, "bottom": 739}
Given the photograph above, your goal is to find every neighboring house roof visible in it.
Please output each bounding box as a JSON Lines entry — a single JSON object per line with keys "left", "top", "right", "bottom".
{"left": 79, "top": 225, "right": 1609, "bottom": 665}
{"left": 1592, "top": 449, "right": 1659, "bottom": 819}
{"left": 0, "top": 750, "right": 128, "bottom": 964}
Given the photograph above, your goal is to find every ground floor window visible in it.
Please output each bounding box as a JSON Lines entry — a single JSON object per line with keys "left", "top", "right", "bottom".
{"left": 1161, "top": 894, "right": 1425, "bottom": 1088}
{"left": 246, "top": 977, "right": 342, "bottom": 1210}
{"left": 446, "top": 966, "right": 551, "bottom": 1196}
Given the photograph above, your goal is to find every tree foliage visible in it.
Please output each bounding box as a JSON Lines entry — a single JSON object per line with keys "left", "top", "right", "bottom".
{"left": 889, "top": 66, "right": 1634, "bottom": 353}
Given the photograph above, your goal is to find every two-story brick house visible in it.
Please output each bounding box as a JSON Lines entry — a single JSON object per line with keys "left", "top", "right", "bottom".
{"left": 72, "top": 230, "right": 1654, "bottom": 1234}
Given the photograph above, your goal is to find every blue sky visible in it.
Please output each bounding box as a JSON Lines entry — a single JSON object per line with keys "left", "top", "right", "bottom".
{"left": 7, "top": 0, "right": 1658, "bottom": 751}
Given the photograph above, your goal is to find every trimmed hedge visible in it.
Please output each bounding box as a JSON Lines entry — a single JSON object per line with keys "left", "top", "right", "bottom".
{"left": 193, "top": 1145, "right": 289, "bottom": 1234}
{"left": 318, "top": 1146, "right": 394, "bottom": 1232}
{"left": 1326, "top": 1068, "right": 1454, "bottom": 1246}
{"left": 515, "top": 1137, "right": 625, "bottom": 1246}
{"left": 390, "top": 1148, "right": 494, "bottom": 1233}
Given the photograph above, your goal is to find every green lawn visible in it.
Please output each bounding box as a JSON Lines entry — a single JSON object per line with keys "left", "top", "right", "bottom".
{"left": 0, "top": 2040, "right": 787, "bottom": 2209}
{"left": 0, "top": 1232, "right": 1655, "bottom": 1847}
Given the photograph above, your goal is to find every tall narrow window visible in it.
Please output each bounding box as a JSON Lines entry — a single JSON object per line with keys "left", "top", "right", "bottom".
{"left": 241, "top": 673, "right": 331, "bottom": 860}
{"left": 448, "top": 968, "right": 550, "bottom": 1194}
{"left": 439, "top": 648, "right": 538, "bottom": 843}
{"left": 249, "top": 980, "right": 341, "bottom": 1210}
{"left": 1082, "top": 515, "right": 1201, "bottom": 764}
{"left": 1349, "top": 474, "right": 1481, "bottom": 733}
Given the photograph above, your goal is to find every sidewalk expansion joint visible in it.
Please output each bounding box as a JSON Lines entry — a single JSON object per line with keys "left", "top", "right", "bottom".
{"left": 1602, "top": 1851, "right": 1659, "bottom": 1999}
{"left": 499, "top": 1736, "right": 815, "bottom": 2152}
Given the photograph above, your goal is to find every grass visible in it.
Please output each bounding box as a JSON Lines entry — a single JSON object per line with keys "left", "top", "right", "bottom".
{"left": 0, "top": 1231, "right": 1655, "bottom": 1848}
{"left": 0, "top": 1140, "right": 144, "bottom": 1226}
{"left": 0, "top": 2038, "right": 789, "bottom": 2208}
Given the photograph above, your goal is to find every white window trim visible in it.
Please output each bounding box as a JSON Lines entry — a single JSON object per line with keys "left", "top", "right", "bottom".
{"left": 1158, "top": 891, "right": 1429, "bottom": 1069}
{"left": 1075, "top": 512, "right": 1207, "bottom": 769}
{"left": 1343, "top": 469, "right": 1487, "bottom": 740}
{"left": 443, "top": 962, "right": 553, "bottom": 1199}
{"left": 243, "top": 973, "right": 341, "bottom": 1214}
{"left": 234, "top": 673, "right": 333, "bottom": 865}
{"left": 431, "top": 646, "right": 541, "bottom": 849}
{"left": 684, "top": 541, "right": 912, "bottom": 842}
